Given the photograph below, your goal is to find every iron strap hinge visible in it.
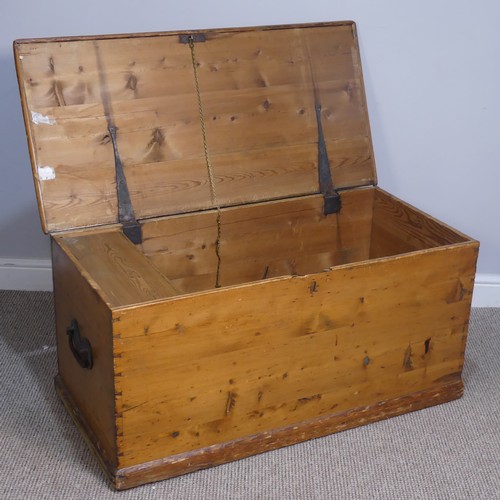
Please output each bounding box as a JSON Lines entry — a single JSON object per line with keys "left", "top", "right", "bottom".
{"left": 315, "top": 103, "right": 341, "bottom": 215}
{"left": 108, "top": 125, "right": 142, "bottom": 244}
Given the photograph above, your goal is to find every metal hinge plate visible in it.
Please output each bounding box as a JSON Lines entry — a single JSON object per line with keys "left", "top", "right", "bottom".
{"left": 179, "top": 33, "right": 206, "bottom": 44}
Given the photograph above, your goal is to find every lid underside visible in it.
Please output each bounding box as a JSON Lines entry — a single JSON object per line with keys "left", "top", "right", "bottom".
{"left": 15, "top": 21, "right": 376, "bottom": 233}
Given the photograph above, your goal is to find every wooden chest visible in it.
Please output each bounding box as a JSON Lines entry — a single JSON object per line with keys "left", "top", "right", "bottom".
{"left": 14, "top": 21, "right": 478, "bottom": 489}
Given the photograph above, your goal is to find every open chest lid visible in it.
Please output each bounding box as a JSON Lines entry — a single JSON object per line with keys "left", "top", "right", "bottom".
{"left": 15, "top": 21, "right": 376, "bottom": 235}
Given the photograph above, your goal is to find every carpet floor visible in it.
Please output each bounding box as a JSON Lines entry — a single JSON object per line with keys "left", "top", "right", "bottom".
{"left": 0, "top": 290, "right": 499, "bottom": 500}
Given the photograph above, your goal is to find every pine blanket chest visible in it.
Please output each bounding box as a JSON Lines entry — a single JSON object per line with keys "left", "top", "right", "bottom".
{"left": 14, "top": 21, "right": 479, "bottom": 489}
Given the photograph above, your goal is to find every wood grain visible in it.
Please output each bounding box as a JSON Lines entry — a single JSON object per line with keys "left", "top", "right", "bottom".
{"left": 370, "top": 188, "right": 469, "bottom": 258}
{"left": 54, "top": 375, "right": 117, "bottom": 485}
{"left": 51, "top": 238, "right": 116, "bottom": 465}
{"left": 55, "top": 230, "right": 178, "bottom": 308}
{"left": 55, "top": 372, "right": 463, "bottom": 490}
{"left": 142, "top": 188, "right": 374, "bottom": 292}
{"left": 15, "top": 22, "right": 376, "bottom": 233}
{"left": 111, "top": 241, "right": 477, "bottom": 468}
{"left": 114, "top": 381, "right": 463, "bottom": 490}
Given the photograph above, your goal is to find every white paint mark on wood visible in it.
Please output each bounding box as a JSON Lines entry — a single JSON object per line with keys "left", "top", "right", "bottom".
{"left": 38, "top": 166, "right": 56, "bottom": 181}
{"left": 31, "top": 111, "right": 55, "bottom": 125}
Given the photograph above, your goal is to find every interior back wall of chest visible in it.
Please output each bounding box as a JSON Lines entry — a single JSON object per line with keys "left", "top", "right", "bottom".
{"left": 139, "top": 187, "right": 373, "bottom": 293}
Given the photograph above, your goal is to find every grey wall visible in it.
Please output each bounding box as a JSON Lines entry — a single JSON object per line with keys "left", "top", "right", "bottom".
{"left": 1, "top": 0, "right": 499, "bottom": 272}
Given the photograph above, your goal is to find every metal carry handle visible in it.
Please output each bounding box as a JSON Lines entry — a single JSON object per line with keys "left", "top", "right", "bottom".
{"left": 66, "top": 319, "right": 93, "bottom": 369}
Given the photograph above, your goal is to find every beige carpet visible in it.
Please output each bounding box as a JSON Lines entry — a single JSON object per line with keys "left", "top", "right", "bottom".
{"left": 0, "top": 290, "right": 499, "bottom": 500}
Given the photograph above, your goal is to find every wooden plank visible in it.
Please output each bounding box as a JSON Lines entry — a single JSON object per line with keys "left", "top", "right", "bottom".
{"left": 30, "top": 135, "right": 372, "bottom": 231}
{"left": 142, "top": 189, "right": 374, "bottom": 292}
{"left": 119, "top": 360, "right": 464, "bottom": 468}
{"left": 17, "top": 26, "right": 355, "bottom": 107}
{"left": 51, "top": 238, "right": 116, "bottom": 465}
{"left": 112, "top": 277, "right": 470, "bottom": 406}
{"left": 111, "top": 241, "right": 478, "bottom": 467}
{"left": 54, "top": 367, "right": 462, "bottom": 489}
{"left": 54, "top": 376, "right": 117, "bottom": 485}
{"left": 56, "top": 230, "right": 179, "bottom": 308}
{"left": 15, "top": 21, "right": 356, "bottom": 44}
{"left": 370, "top": 188, "right": 469, "bottom": 259}
{"left": 111, "top": 381, "right": 462, "bottom": 489}
{"left": 115, "top": 316, "right": 466, "bottom": 423}
{"left": 15, "top": 22, "right": 376, "bottom": 233}
{"left": 33, "top": 81, "right": 367, "bottom": 165}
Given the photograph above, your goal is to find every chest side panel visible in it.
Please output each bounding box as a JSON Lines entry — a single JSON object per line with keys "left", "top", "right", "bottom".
{"left": 15, "top": 22, "right": 375, "bottom": 233}
{"left": 51, "top": 238, "right": 117, "bottom": 466}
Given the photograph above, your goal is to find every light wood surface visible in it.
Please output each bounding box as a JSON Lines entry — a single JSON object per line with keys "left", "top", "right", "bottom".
{"left": 142, "top": 188, "right": 374, "bottom": 293}
{"left": 55, "top": 372, "right": 463, "bottom": 490}
{"left": 112, "top": 241, "right": 477, "bottom": 468}
{"left": 370, "top": 188, "right": 468, "bottom": 258}
{"left": 55, "top": 230, "right": 178, "bottom": 308}
{"left": 114, "top": 380, "right": 462, "bottom": 489}
{"left": 52, "top": 238, "right": 116, "bottom": 466}
{"left": 15, "top": 22, "right": 375, "bottom": 233}
{"left": 53, "top": 185, "right": 474, "bottom": 301}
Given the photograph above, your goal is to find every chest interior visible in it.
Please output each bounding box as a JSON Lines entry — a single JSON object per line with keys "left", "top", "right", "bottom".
{"left": 53, "top": 186, "right": 467, "bottom": 307}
